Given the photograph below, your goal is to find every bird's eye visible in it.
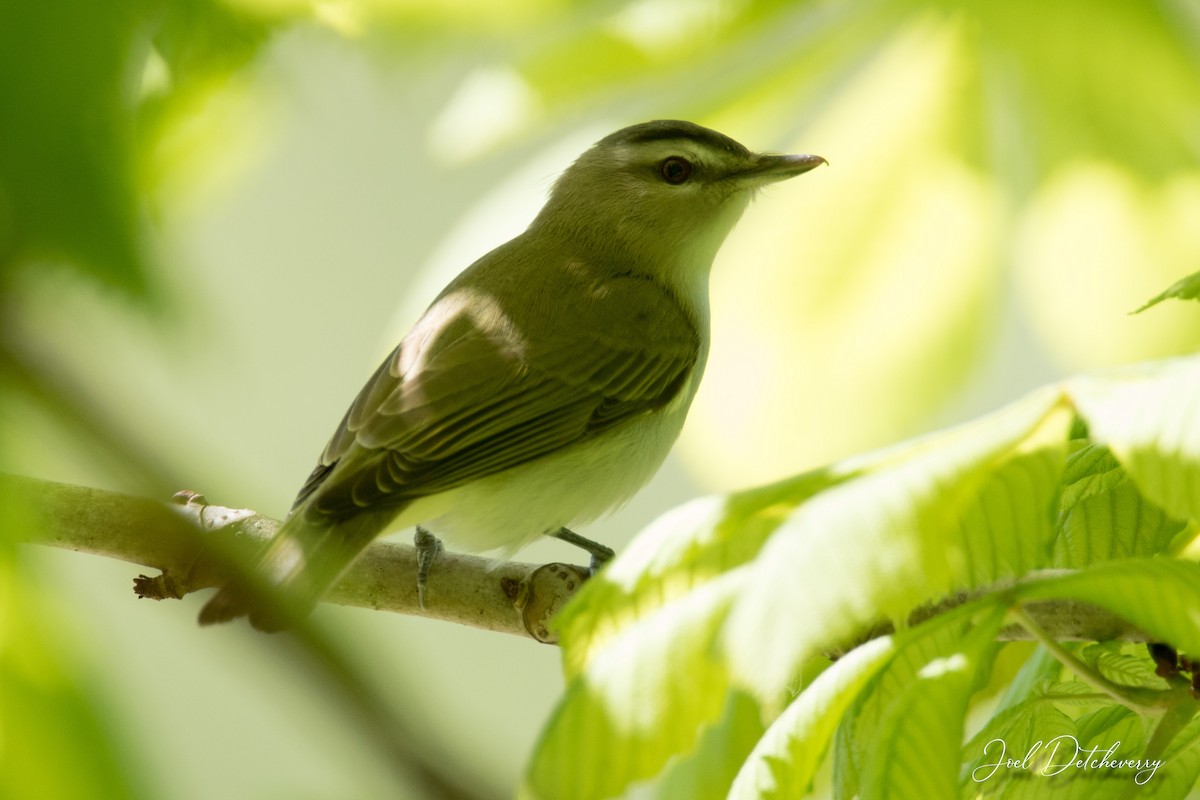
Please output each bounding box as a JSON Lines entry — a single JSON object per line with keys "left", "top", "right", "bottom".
{"left": 659, "top": 157, "right": 693, "bottom": 185}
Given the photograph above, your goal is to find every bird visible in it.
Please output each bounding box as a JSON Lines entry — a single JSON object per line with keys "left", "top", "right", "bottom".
{"left": 199, "top": 119, "right": 825, "bottom": 630}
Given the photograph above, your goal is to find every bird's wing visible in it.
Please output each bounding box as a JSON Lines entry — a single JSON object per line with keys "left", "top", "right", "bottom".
{"left": 294, "top": 265, "right": 700, "bottom": 520}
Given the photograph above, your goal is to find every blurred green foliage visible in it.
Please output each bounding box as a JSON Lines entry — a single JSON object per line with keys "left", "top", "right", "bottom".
{"left": 3, "top": 0, "right": 1200, "bottom": 797}
{"left": 0, "top": 0, "right": 147, "bottom": 294}
{"left": 0, "top": 491, "right": 144, "bottom": 800}
{"left": 0, "top": 0, "right": 269, "bottom": 297}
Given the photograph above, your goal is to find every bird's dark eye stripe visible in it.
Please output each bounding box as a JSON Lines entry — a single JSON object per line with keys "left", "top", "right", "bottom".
{"left": 660, "top": 157, "right": 692, "bottom": 185}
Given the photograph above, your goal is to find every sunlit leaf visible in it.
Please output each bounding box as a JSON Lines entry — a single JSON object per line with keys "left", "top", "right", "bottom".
{"left": 1053, "top": 448, "right": 1183, "bottom": 567}
{"left": 654, "top": 690, "right": 765, "bottom": 800}
{"left": 836, "top": 602, "right": 1006, "bottom": 800}
{"left": 1068, "top": 356, "right": 1200, "bottom": 523}
{"left": 990, "top": 644, "right": 1062, "bottom": 714}
{"left": 1059, "top": 443, "right": 1126, "bottom": 510}
{"left": 149, "top": 0, "right": 269, "bottom": 81}
{"left": 962, "top": 699, "right": 1078, "bottom": 790}
{"left": 728, "top": 637, "right": 893, "bottom": 800}
{"left": 721, "top": 388, "right": 1069, "bottom": 701}
{"left": 515, "top": 0, "right": 844, "bottom": 119}
{"left": 523, "top": 574, "right": 740, "bottom": 800}
{"left": 557, "top": 466, "right": 850, "bottom": 677}
{"left": 222, "top": 0, "right": 565, "bottom": 31}
{"left": 1070, "top": 706, "right": 1147, "bottom": 798}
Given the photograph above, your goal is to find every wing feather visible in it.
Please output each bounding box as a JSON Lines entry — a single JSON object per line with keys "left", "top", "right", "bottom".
{"left": 296, "top": 247, "right": 701, "bottom": 521}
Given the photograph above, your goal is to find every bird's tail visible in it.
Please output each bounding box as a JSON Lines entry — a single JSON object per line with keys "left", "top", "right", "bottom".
{"left": 198, "top": 510, "right": 389, "bottom": 631}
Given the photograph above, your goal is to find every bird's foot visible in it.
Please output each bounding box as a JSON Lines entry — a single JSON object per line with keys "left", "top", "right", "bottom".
{"left": 551, "top": 527, "right": 614, "bottom": 575}
{"left": 414, "top": 526, "right": 443, "bottom": 610}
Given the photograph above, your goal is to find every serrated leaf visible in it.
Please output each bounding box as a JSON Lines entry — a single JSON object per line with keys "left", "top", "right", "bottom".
{"left": 965, "top": 705, "right": 1150, "bottom": 800}
{"left": 728, "top": 637, "right": 893, "bottom": 800}
{"left": 865, "top": 607, "right": 1008, "bottom": 800}
{"left": 722, "top": 388, "right": 1070, "bottom": 702}
{"left": 962, "top": 699, "right": 1077, "bottom": 790}
{"left": 1068, "top": 356, "right": 1200, "bottom": 524}
{"left": 1064, "top": 706, "right": 1148, "bottom": 799}
{"left": 838, "top": 602, "right": 1007, "bottom": 800}
{"left": 1060, "top": 444, "right": 1126, "bottom": 510}
{"left": 1077, "top": 643, "right": 1170, "bottom": 691}
{"left": 1053, "top": 474, "right": 1183, "bottom": 567}
{"left": 537, "top": 356, "right": 1200, "bottom": 798}
{"left": 1133, "top": 270, "right": 1200, "bottom": 314}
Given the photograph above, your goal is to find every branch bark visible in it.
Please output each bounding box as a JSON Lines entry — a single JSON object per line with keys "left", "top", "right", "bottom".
{"left": 3, "top": 472, "right": 1152, "bottom": 648}
{"left": 2, "top": 472, "right": 585, "bottom": 643}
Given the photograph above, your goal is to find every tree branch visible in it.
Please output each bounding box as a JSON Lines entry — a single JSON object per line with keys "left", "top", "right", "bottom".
{"left": 2, "top": 473, "right": 585, "bottom": 643}
{"left": 3, "top": 473, "right": 1154, "bottom": 649}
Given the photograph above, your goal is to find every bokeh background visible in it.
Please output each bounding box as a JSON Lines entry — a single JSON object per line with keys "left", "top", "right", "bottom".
{"left": 2, "top": 0, "right": 1199, "bottom": 797}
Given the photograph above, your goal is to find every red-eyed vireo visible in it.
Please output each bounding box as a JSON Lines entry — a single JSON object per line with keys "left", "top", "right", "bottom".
{"left": 200, "top": 120, "right": 825, "bottom": 630}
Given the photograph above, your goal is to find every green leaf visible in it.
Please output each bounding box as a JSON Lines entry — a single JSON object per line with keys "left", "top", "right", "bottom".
{"left": 1143, "top": 711, "right": 1200, "bottom": 798}
{"left": 962, "top": 698, "right": 1077, "bottom": 791}
{"left": 863, "top": 605, "right": 1007, "bottom": 800}
{"left": 1053, "top": 448, "right": 1183, "bottom": 566}
{"left": 836, "top": 602, "right": 1007, "bottom": 800}
{"left": 1019, "top": 560, "right": 1200, "bottom": 654}
{"left": 556, "top": 466, "right": 850, "bottom": 678}
{"left": 536, "top": 355, "right": 1200, "bottom": 798}
{"left": 149, "top": 0, "right": 268, "bottom": 81}
{"left": 1133, "top": 270, "right": 1200, "bottom": 314}
{"left": 1059, "top": 444, "right": 1126, "bottom": 510}
{"left": 963, "top": 700, "right": 1160, "bottom": 799}
{"left": 721, "top": 388, "right": 1070, "bottom": 701}
{"left": 1033, "top": 680, "right": 1121, "bottom": 708}
{"left": 523, "top": 574, "right": 740, "bottom": 800}
{"left": 1077, "top": 642, "right": 1169, "bottom": 692}
{"left": 1070, "top": 706, "right": 1147, "bottom": 798}
{"left": 728, "top": 637, "right": 893, "bottom": 800}
{"left": 992, "top": 646, "right": 1063, "bottom": 713}
{"left": 655, "top": 690, "right": 765, "bottom": 800}
{"left": 1068, "top": 355, "right": 1200, "bottom": 524}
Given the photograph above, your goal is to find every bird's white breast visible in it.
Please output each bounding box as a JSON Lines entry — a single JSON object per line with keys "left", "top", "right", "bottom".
{"left": 392, "top": 360, "right": 704, "bottom": 555}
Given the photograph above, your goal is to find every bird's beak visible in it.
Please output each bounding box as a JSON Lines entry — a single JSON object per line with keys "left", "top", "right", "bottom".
{"left": 735, "top": 153, "right": 828, "bottom": 187}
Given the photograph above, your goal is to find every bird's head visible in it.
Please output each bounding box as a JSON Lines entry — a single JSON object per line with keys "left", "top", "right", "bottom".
{"left": 535, "top": 120, "right": 825, "bottom": 275}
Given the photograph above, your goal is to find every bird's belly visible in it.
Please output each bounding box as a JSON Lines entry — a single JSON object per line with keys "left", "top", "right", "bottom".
{"left": 399, "top": 402, "right": 690, "bottom": 555}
